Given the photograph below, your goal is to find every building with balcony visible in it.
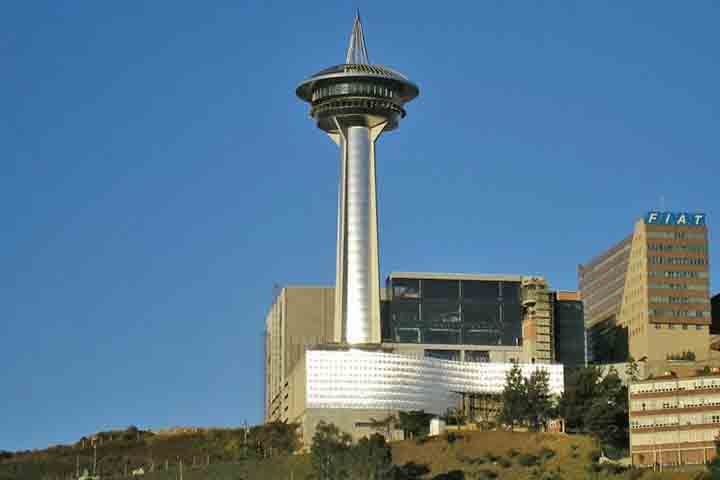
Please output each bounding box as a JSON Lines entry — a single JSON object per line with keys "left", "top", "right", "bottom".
{"left": 629, "top": 372, "right": 720, "bottom": 467}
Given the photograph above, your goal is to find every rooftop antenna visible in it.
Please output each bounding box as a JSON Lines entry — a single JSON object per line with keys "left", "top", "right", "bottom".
{"left": 346, "top": 10, "right": 369, "bottom": 64}
{"left": 660, "top": 195, "right": 666, "bottom": 211}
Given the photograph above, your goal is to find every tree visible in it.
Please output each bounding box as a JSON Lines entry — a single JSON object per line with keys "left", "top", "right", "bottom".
{"left": 526, "top": 369, "right": 553, "bottom": 431}
{"left": 625, "top": 356, "right": 640, "bottom": 383}
{"left": 397, "top": 411, "right": 433, "bottom": 439}
{"left": 558, "top": 365, "right": 604, "bottom": 432}
{"left": 498, "top": 363, "right": 527, "bottom": 430}
{"left": 368, "top": 414, "right": 397, "bottom": 439}
{"left": 248, "top": 421, "right": 300, "bottom": 458}
{"left": 558, "top": 366, "right": 628, "bottom": 450}
{"left": 347, "top": 433, "right": 393, "bottom": 480}
{"left": 311, "top": 421, "right": 352, "bottom": 480}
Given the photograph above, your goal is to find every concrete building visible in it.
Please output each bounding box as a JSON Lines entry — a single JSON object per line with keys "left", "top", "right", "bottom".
{"left": 579, "top": 212, "right": 711, "bottom": 364}
{"left": 630, "top": 371, "right": 720, "bottom": 468}
{"left": 264, "top": 287, "right": 335, "bottom": 423}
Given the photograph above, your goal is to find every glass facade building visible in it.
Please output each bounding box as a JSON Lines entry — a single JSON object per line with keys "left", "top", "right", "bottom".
{"left": 552, "top": 292, "right": 586, "bottom": 368}
{"left": 383, "top": 274, "right": 523, "bottom": 346}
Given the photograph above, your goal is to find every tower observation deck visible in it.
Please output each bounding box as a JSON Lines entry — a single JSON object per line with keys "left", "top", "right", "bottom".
{"left": 296, "top": 14, "right": 419, "bottom": 345}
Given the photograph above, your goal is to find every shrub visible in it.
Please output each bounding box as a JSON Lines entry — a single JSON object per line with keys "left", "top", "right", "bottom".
{"left": 507, "top": 448, "right": 520, "bottom": 458}
{"left": 587, "top": 449, "right": 601, "bottom": 463}
{"left": 497, "top": 457, "right": 512, "bottom": 468}
{"left": 475, "top": 469, "right": 498, "bottom": 479}
{"left": 517, "top": 453, "right": 539, "bottom": 466}
{"left": 484, "top": 452, "right": 499, "bottom": 463}
{"left": 538, "top": 447, "right": 555, "bottom": 461}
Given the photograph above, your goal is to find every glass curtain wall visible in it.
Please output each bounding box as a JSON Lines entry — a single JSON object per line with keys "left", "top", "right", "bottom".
{"left": 384, "top": 277, "right": 523, "bottom": 345}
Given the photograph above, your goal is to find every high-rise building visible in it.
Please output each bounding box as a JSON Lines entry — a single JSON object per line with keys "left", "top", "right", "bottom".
{"left": 552, "top": 291, "right": 586, "bottom": 368}
{"left": 578, "top": 235, "right": 632, "bottom": 363}
{"left": 580, "top": 211, "right": 711, "bottom": 364}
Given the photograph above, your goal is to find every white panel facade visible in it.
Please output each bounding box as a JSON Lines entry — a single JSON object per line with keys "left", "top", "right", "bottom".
{"left": 306, "top": 349, "right": 564, "bottom": 413}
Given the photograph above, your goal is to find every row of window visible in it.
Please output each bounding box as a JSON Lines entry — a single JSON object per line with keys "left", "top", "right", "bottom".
{"left": 632, "top": 397, "right": 720, "bottom": 411}
{"left": 390, "top": 279, "right": 522, "bottom": 302}
{"left": 648, "top": 283, "right": 708, "bottom": 291}
{"left": 632, "top": 379, "right": 720, "bottom": 395}
{"left": 648, "top": 270, "right": 709, "bottom": 279}
{"left": 311, "top": 82, "right": 397, "bottom": 102}
{"left": 649, "top": 309, "right": 711, "bottom": 318}
{"left": 649, "top": 296, "right": 708, "bottom": 304}
{"left": 648, "top": 256, "right": 707, "bottom": 265}
{"left": 647, "top": 231, "right": 706, "bottom": 240}
{"left": 647, "top": 244, "right": 707, "bottom": 253}
{"left": 653, "top": 324, "right": 706, "bottom": 330}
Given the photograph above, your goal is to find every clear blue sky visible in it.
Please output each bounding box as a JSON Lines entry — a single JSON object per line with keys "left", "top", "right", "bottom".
{"left": 2, "top": 1, "right": 719, "bottom": 451}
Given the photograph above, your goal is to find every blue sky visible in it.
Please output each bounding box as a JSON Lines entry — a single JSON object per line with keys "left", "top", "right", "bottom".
{"left": 2, "top": 1, "right": 719, "bottom": 451}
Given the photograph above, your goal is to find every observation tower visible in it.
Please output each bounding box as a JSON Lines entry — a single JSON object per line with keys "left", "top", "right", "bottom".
{"left": 296, "top": 14, "right": 419, "bottom": 345}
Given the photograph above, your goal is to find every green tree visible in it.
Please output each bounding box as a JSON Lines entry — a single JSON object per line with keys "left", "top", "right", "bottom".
{"left": 368, "top": 414, "right": 397, "bottom": 439}
{"left": 498, "top": 363, "right": 527, "bottom": 430}
{"left": 558, "top": 365, "right": 604, "bottom": 432}
{"left": 249, "top": 421, "right": 300, "bottom": 458}
{"left": 526, "top": 369, "right": 553, "bottom": 431}
{"left": 310, "top": 421, "right": 352, "bottom": 480}
{"left": 347, "top": 433, "right": 393, "bottom": 480}
{"left": 558, "top": 366, "right": 628, "bottom": 450}
{"left": 397, "top": 411, "right": 433, "bottom": 439}
{"left": 625, "top": 356, "right": 640, "bottom": 383}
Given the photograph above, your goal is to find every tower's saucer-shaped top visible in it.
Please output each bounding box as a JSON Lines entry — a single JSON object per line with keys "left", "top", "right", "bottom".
{"left": 296, "top": 14, "right": 419, "bottom": 133}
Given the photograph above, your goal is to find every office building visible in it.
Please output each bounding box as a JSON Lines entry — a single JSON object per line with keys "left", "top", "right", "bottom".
{"left": 580, "top": 212, "right": 711, "bottom": 364}
{"left": 264, "top": 273, "right": 569, "bottom": 439}
{"left": 264, "top": 287, "right": 336, "bottom": 422}
{"left": 383, "top": 272, "right": 526, "bottom": 363}
{"left": 552, "top": 291, "right": 586, "bottom": 368}
{"left": 630, "top": 372, "right": 720, "bottom": 467}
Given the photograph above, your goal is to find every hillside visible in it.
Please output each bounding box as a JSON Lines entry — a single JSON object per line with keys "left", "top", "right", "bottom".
{"left": 0, "top": 429, "right": 707, "bottom": 480}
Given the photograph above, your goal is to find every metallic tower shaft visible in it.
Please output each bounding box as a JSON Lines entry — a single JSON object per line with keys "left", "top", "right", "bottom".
{"left": 296, "top": 13, "right": 418, "bottom": 346}
{"left": 332, "top": 122, "right": 385, "bottom": 344}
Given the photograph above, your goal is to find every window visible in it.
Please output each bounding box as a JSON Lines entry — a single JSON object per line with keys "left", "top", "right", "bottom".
{"left": 423, "top": 279, "right": 459, "bottom": 301}
{"left": 465, "top": 350, "right": 490, "bottom": 363}
{"left": 462, "top": 280, "right": 499, "bottom": 302}
{"left": 392, "top": 278, "right": 420, "bottom": 299}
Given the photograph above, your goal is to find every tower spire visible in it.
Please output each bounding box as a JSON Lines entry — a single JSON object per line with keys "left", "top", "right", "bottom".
{"left": 345, "top": 12, "right": 369, "bottom": 64}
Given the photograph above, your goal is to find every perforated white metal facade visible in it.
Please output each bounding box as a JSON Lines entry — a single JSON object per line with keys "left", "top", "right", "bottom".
{"left": 306, "top": 349, "right": 564, "bottom": 413}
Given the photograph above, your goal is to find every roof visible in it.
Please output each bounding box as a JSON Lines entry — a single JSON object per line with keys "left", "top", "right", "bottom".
{"left": 387, "top": 272, "right": 524, "bottom": 282}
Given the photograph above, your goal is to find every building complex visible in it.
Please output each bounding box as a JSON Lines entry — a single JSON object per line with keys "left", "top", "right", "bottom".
{"left": 580, "top": 212, "right": 711, "bottom": 366}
